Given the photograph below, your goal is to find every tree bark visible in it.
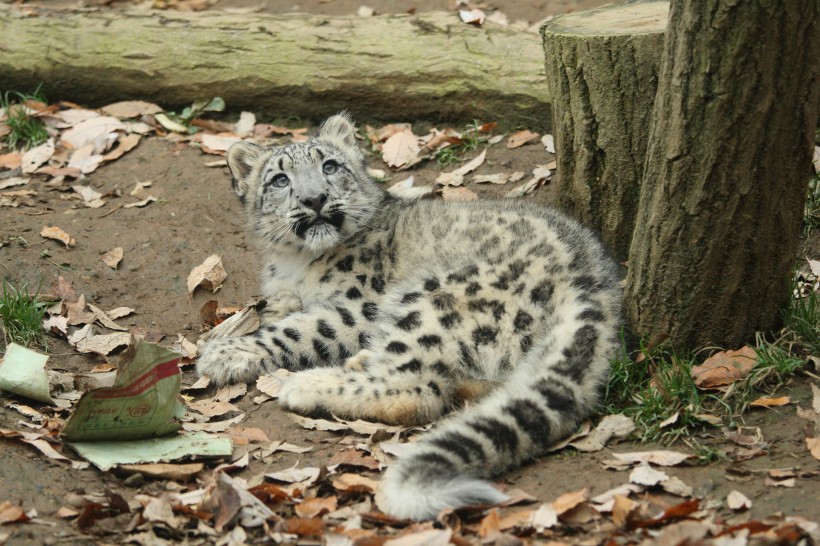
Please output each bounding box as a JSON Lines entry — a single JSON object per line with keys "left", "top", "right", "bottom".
{"left": 542, "top": 2, "right": 668, "bottom": 260}
{"left": 0, "top": 6, "right": 547, "bottom": 128}
{"left": 625, "top": 0, "right": 820, "bottom": 349}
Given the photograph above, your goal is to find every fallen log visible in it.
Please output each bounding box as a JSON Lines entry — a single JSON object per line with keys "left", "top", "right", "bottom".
{"left": 0, "top": 6, "right": 548, "bottom": 128}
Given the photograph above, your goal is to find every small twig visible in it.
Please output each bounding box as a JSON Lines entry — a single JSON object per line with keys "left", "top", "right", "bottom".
{"left": 98, "top": 204, "right": 124, "bottom": 218}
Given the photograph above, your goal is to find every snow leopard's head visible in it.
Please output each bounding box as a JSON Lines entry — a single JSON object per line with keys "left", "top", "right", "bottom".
{"left": 227, "top": 113, "right": 384, "bottom": 254}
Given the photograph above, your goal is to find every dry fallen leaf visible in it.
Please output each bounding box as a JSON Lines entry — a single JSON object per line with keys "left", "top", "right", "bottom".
{"left": 21, "top": 138, "right": 55, "bottom": 174}
{"left": 295, "top": 496, "right": 337, "bottom": 518}
{"left": 629, "top": 463, "right": 669, "bottom": 486}
{"left": 0, "top": 501, "right": 29, "bottom": 525}
{"left": 691, "top": 346, "right": 757, "bottom": 388}
{"left": 101, "top": 100, "right": 163, "bottom": 118}
{"left": 750, "top": 396, "right": 791, "bottom": 408}
{"left": 120, "top": 463, "right": 203, "bottom": 481}
{"left": 187, "top": 254, "right": 228, "bottom": 295}
{"left": 552, "top": 487, "right": 588, "bottom": 516}
{"left": 568, "top": 413, "right": 635, "bottom": 452}
{"left": 528, "top": 503, "right": 558, "bottom": 530}
{"left": 441, "top": 186, "right": 478, "bottom": 201}
{"left": 255, "top": 369, "right": 292, "bottom": 399}
{"left": 102, "top": 133, "right": 141, "bottom": 162}
{"left": 807, "top": 437, "right": 820, "bottom": 461}
{"left": 381, "top": 129, "right": 421, "bottom": 169}
{"left": 612, "top": 495, "right": 636, "bottom": 527}
{"left": 459, "top": 8, "right": 485, "bottom": 25}
{"left": 266, "top": 465, "right": 321, "bottom": 487}
{"left": 384, "top": 528, "right": 452, "bottom": 546}
{"left": 727, "top": 490, "right": 752, "bottom": 510}
{"left": 507, "top": 130, "right": 540, "bottom": 149}
{"left": 435, "top": 149, "right": 486, "bottom": 186}
{"left": 72, "top": 184, "right": 105, "bottom": 208}
{"left": 331, "top": 473, "right": 379, "bottom": 493}
{"left": 101, "top": 247, "right": 124, "bottom": 269}
{"left": 41, "top": 226, "right": 75, "bottom": 247}
{"left": 611, "top": 450, "right": 691, "bottom": 467}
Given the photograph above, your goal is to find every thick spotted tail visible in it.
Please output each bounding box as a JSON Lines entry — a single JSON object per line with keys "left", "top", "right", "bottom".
{"left": 378, "top": 315, "right": 617, "bottom": 521}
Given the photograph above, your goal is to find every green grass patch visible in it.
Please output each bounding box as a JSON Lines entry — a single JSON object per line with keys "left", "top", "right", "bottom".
{"left": 1, "top": 85, "right": 49, "bottom": 150}
{"left": 803, "top": 173, "right": 820, "bottom": 237}
{"left": 782, "top": 284, "right": 820, "bottom": 355}
{"left": 0, "top": 281, "right": 50, "bottom": 350}
{"left": 434, "top": 121, "right": 493, "bottom": 166}
{"left": 605, "top": 312, "right": 812, "bottom": 443}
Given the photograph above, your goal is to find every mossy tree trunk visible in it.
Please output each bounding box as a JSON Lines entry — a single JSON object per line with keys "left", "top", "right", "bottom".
{"left": 625, "top": 0, "right": 820, "bottom": 349}
{"left": 542, "top": 2, "right": 668, "bottom": 260}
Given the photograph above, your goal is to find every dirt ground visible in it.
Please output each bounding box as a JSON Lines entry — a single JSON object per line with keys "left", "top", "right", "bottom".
{"left": 1, "top": 0, "right": 820, "bottom": 545}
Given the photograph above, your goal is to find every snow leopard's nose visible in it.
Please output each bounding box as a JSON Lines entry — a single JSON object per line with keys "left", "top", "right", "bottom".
{"left": 300, "top": 193, "right": 328, "bottom": 213}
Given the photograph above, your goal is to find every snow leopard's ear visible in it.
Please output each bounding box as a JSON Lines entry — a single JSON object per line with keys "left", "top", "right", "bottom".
{"left": 319, "top": 112, "right": 358, "bottom": 149}
{"left": 227, "top": 141, "right": 265, "bottom": 198}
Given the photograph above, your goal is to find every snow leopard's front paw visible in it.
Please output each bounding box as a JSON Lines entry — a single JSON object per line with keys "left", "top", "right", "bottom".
{"left": 278, "top": 368, "right": 350, "bottom": 418}
{"left": 196, "top": 336, "right": 270, "bottom": 386}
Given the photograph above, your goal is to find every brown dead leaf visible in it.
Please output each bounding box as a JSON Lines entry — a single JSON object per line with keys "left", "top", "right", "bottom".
{"left": 367, "top": 123, "right": 412, "bottom": 144}
{"left": 119, "top": 463, "right": 203, "bottom": 481}
{"left": 441, "top": 186, "right": 478, "bottom": 201}
{"left": 66, "top": 295, "right": 96, "bottom": 325}
{"left": 101, "top": 101, "right": 163, "bottom": 118}
{"left": 248, "top": 483, "right": 291, "bottom": 505}
{"left": 21, "top": 138, "right": 54, "bottom": 174}
{"left": 727, "top": 490, "right": 752, "bottom": 510}
{"left": 68, "top": 325, "right": 131, "bottom": 356}
{"left": 0, "top": 177, "right": 28, "bottom": 190}
{"left": 479, "top": 508, "right": 501, "bottom": 538}
{"left": 283, "top": 517, "right": 325, "bottom": 536}
{"left": 631, "top": 498, "right": 700, "bottom": 529}
{"left": 102, "top": 133, "right": 141, "bottom": 162}
{"left": 612, "top": 495, "right": 636, "bottom": 527}
{"left": 266, "top": 465, "right": 321, "bottom": 486}
{"left": 56, "top": 506, "right": 79, "bottom": 519}
{"left": 229, "top": 426, "right": 270, "bottom": 445}
{"left": 182, "top": 414, "right": 244, "bottom": 432}
{"left": 691, "top": 346, "right": 757, "bottom": 388}
{"left": 201, "top": 132, "right": 241, "bottom": 155}
{"left": 435, "top": 149, "right": 486, "bottom": 186}
{"left": 123, "top": 196, "right": 157, "bottom": 208}
{"left": 0, "top": 152, "right": 22, "bottom": 169}
{"left": 186, "top": 398, "right": 240, "bottom": 417}
{"left": 187, "top": 254, "right": 227, "bottom": 295}
{"left": 384, "top": 529, "right": 452, "bottom": 546}
{"left": 332, "top": 473, "right": 379, "bottom": 493}
{"left": 552, "top": 487, "right": 588, "bottom": 516}
{"left": 506, "top": 130, "right": 540, "bottom": 149}
{"left": 807, "top": 437, "right": 820, "bottom": 461}
{"left": 381, "top": 129, "right": 421, "bottom": 169}
{"left": 295, "top": 496, "right": 337, "bottom": 518}
{"left": 256, "top": 369, "right": 292, "bottom": 398}
{"left": 41, "top": 225, "right": 75, "bottom": 247}
{"left": 61, "top": 116, "right": 125, "bottom": 150}
{"left": 0, "top": 501, "right": 30, "bottom": 524}
{"left": 750, "top": 395, "right": 791, "bottom": 408}
{"left": 329, "top": 448, "right": 381, "bottom": 470}
{"left": 611, "top": 450, "right": 691, "bottom": 467}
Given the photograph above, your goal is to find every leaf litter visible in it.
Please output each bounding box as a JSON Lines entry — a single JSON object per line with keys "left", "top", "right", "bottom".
{"left": 3, "top": 98, "right": 819, "bottom": 545}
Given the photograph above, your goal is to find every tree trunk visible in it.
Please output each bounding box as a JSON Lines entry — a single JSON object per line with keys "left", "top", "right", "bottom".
{"left": 542, "top": 2, "right": 668, "bottom": 260}
{"left": 0, "top": 6, "right": 547, "bottom": 128}
{"left": 625, "top": 0, "right": 820, "bottom": 349}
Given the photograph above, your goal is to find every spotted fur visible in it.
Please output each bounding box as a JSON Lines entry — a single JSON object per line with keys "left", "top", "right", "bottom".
{"left": 196, "top": 113, "right": 622, "bottom": 520}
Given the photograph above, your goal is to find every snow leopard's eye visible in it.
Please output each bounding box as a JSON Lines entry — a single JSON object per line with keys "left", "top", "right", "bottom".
{"left": 322, "top": 160, "right": 339, "bottom": 175}
{"left": 270, "top": 173, "right": 289, "bottom": 188}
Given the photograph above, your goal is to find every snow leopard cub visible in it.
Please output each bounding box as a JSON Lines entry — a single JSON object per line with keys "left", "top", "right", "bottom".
{"left": 196, "top": 113, "right": 622, "bottom": 520}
